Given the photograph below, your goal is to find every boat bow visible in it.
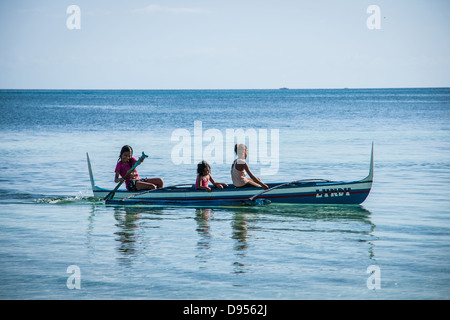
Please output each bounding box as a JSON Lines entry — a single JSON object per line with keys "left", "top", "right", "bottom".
{"left": 361, "top": 142, "right": 374, "bottom": 183}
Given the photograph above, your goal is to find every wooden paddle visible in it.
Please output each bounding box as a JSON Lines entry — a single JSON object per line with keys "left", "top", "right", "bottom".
{"left": 104, "top": 152, "right": 148, "bottom": 200}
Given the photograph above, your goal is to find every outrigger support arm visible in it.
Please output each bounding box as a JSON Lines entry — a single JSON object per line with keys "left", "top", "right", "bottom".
{"left": 248, "top": 179, "right": 330, "bottom": 202}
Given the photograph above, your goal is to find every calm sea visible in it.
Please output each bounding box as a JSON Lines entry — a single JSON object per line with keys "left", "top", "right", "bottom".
{"left": 0, "top": 88, "right": 449, "bottom": 300}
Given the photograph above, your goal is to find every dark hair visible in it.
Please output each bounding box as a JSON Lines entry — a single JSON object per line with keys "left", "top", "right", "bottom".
{"left": 234, "top": 144, "right": 247, "bottom": 154}
{"left": 197, "top": 161, "right": 210, "bottom": 175}
{"left": 118, "top": 145, "right": 133, "bottom": 163}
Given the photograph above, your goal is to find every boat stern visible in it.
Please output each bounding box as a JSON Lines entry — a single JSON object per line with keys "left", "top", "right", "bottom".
{"left": 86, "top": 152, "right": 104, "bottom": 194}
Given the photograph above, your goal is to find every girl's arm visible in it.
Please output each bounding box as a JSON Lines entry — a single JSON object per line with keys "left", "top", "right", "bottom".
{"left": 115, "top": 172, "right": 125, "bottom": 183}
{"left": 210, "top": 175, "right": 228, "bottom": 189}
{"left": 243, "top": 163, "right": 269, "bottom": 189}
{"left": 115, "top": 169, "right": 136, "bottom": 183}
{"left": 127, "top": 169, "right": 138, "bottom": 180}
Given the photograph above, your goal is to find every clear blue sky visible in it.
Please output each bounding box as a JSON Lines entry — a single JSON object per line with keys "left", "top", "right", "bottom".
{"left": 0, "top": 0, "right": 449, "bottom": 89}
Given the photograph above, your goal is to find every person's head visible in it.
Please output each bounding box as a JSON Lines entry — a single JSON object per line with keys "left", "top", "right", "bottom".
{"left": 197, "top": 160, "right": 211, "bottom": 176}
{"left": 119, "top": 145, "right": 133, "bottom": 163}
{"left": 234, "top": 144, "right": 247, "bottom": 159}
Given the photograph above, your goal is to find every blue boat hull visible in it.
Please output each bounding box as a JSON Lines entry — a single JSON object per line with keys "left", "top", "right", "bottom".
{"left": 102, "top": 179, "right": 372, "bottom": 206}
{"left": 88, "top": 144, "right": 374, "bottom": 207}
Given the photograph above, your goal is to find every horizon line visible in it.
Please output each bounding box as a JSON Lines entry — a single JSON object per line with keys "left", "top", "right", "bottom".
{"left": 1, "top": 86, "right": 449, "bottom": 91}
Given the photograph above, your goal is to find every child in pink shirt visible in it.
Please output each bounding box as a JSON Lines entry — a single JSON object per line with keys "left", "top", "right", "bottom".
{"left": 196, "top": 161, "right": 228, "bottom": 192}
{"left": 114, "top": 145, "right": 163, "bottom": 191}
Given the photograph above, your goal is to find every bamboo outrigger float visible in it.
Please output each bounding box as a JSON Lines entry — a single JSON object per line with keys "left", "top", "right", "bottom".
{"left": 87, "top": 144, "right": 373, "bottom": 207}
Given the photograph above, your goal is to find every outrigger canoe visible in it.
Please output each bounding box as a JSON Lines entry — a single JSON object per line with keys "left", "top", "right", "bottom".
{"left": 87, "top": 144, "right": 373, "bottom": 206}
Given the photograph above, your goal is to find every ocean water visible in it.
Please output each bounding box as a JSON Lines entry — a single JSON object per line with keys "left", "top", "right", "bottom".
{"left": 0, "top": 88, "right": 449, "bottom": 300}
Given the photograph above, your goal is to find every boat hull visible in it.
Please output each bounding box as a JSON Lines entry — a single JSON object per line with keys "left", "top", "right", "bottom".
{"left": 87, "top": 143, "right": 374, "bottom": 207}
{"left": 98, "top": 180, "right": 371, "bottom": 206}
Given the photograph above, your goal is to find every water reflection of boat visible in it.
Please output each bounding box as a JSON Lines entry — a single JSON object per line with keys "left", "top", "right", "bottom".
{"left": 87, "top": 203, "right": 376, "bottom": 279}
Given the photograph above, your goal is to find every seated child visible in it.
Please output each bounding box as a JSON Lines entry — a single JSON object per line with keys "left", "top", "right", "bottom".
{"left": 231, "top": 144, "right": 269, "bottom": 189}
{"left": 114, "top": 145, "right": 164, "bottom": 191}
{"left": 196, "top": 161, "right": 228, "bottom": 192}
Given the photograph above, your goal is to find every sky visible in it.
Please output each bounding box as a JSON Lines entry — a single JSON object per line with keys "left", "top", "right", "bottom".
{"left": 0, "top": 0, "right": 449, "bottom": 89}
